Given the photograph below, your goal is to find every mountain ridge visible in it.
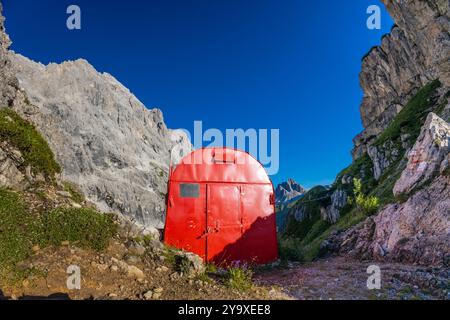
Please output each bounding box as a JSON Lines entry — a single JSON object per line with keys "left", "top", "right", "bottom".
{"left": 275, "top": 178, "right": 306, "bottom": 204}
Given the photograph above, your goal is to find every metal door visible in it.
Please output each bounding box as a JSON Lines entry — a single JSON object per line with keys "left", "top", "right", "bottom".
{"left": 206, "top": 184, "right": 243, "bottom": 264}
{"left": 239, "top": 184, "right": 278, "bottom": 264}
{"left": 165, "top": 182, "right": 207, "bottom": 260}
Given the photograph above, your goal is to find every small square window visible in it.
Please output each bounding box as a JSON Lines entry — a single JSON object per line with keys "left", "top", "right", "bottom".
{"left": 180, "top": 183, "right": 200, "bottom": 198}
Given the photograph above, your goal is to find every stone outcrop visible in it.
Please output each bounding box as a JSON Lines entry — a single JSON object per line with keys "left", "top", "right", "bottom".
{"left": 367, "top": 141, "right": 401, "bottom": 181}
{"left": 292, "top": 205, "right": 309, "bottom": 222}
{"left": 275, "top": 178, "right": 306, "bottom": 204}
{"left": 394, "top": 113, "right": 450, "bottom": 195}
{"left": 0, "top": 141, "right": 27, "bottom": 190}
{"left": 324, "top": 115, "right": 450, "bottom": 266}
{"left": 8, "top": 54, "right": 191, "bottom": 229}
{"left": 324, "top": 175, "right": 450, "bottom": 267}
{"left": 352, "top": 0, "right": 449, "bottom": 159}
{"left": 322, "top": 189, "right": 347, "bottom": 224}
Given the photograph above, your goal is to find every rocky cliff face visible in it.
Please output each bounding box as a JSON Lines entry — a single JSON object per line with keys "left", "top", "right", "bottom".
{"left": 325, "top": 1, "right": 450, "bottom": 266}
{"left": 283, "top": 1, "right": 449, "bottom": 267}
{"left": 275, "top": 178, "right": 306, "bottom": 204}
{"left": 326, "top": 177, "right": 449, "bottom": 267}
{"left": 0, "top": 3, "right": 18, "bottom": 108}
{"left": 353, "top": 0, "right": 449, "bottom": 159}
{"left": 9, "top": 54, "right": 191, "bottom": 230}
{"left": 324, "top": 113, "right": 450, "bottom": 266}
{"left": 0, "top": 5, "right": 191, "bottom": 230}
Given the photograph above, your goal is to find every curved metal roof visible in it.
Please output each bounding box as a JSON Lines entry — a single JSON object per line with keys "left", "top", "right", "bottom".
{"left": 170, "top": 147, "right": 271, "bottom": 184}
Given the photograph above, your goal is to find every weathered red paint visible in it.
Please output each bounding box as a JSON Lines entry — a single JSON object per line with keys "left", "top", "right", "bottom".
{"left": 164, "top": 147, "right": 278, "bottom": 265}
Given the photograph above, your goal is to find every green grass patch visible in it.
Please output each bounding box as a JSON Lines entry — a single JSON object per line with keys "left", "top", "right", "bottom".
{"left": 162, "top": 245, "right": 179, "bottom": 267}
{"left": 0, "top": 189, "right": 38, "bottom": 271}
{"left": 0, "top": 108, "right": 61, "bottom": 179}
{"left": 374, "top": 80, "right": 441, "bottom": 147}
{"left": 38, "top": 207, "right": 117, "bottom": 251}
{"left": 301, "top": 219, "right": 331, "bottom": 245}
{"left": 0, "top": 187, "right": 117, "bottom": 279}
{"left": 196, "top": 272, "right": 214, "bottom": 284}
{"left": 299, "top": 208, "right": 368, "bottom": 262}
{"left": 225, "top": 267, "right": 253, "bottom": 291}
{"left": 62, "top": 181, "right": 85, "bottom": 204}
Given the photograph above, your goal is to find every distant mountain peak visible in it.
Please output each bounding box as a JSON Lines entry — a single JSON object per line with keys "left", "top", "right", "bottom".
{"left": 275, "top": 179, "right": 306, "bottom": 204}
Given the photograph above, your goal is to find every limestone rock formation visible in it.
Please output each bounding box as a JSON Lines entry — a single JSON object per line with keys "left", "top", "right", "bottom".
{"left": 394, "top": 113, "right": 450, "bottom": 196}
{"left": 9, "top": 54, "right": 191, "bottom": 229}
{"left": 322, "top": 189, "right": 347, "bottom": 224}
{"left": 324, "top": 175, "right": 450, "bottom": 267}
{"left": 0, "top": 142, "right": 27, "bottom": 190}
{"left": 382, "top": 0, "right": 450, "bottom": 87}
{"left": 323, "top": 114, "right": 450, "bottom": 267}
{"left": 352, "top": 0, "right": 449, "bottom": 159}
{"left": 275, "top": 178, "right": 306, "bottom": 204}
{"left": 320, "top": 114, "right": 450, "bottom": 267}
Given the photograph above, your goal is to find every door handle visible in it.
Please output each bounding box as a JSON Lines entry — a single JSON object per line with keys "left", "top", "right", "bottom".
{"left": 198, "top": 227, "right": 212, "bottom": 239}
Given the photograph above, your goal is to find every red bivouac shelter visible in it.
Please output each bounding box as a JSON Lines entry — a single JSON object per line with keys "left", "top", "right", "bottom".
{"left": 164, "top": 147, "right": 278, "bottom": 265}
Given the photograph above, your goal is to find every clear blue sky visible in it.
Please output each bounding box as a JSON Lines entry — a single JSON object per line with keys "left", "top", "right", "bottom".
{"left": 3, "top": 0, "right": 393, "bottom": 188}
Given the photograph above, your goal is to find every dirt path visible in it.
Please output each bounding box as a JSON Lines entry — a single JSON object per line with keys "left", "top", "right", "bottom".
{"left": 0, "top": 241, "right": 271, "bottom": 300}
{"left": 254, "top": 257, "right": 449, "bottom": 300}
{"left": 2, "top": 242, "right": 447, "bottom": 301}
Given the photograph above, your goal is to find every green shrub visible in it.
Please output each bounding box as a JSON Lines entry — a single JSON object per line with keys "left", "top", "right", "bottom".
{"left": 335, "top": 153, "right": 376, "bottom": 192}
{"left": 278, "top": 236, "right": 304, "bottom": 262}
{"left": 176, "top": 254, "right": 194, "bottom": 275}
{"left": 195, "top": 264, "right": 217, "bottom": 284}
{"left": 39, "top": 207, "right": 117, "bottom": 251}
{"left": 350, "top": 178, "right": 380, "bottom": 216}
{"left": 225, "top": 267, "right": 253, "bottom": 291}
{"left": 0, "top": 108, "right": 61, "bottom": 179}
{"left": 161, "top": 245, "right": 180, "bottom": 267}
